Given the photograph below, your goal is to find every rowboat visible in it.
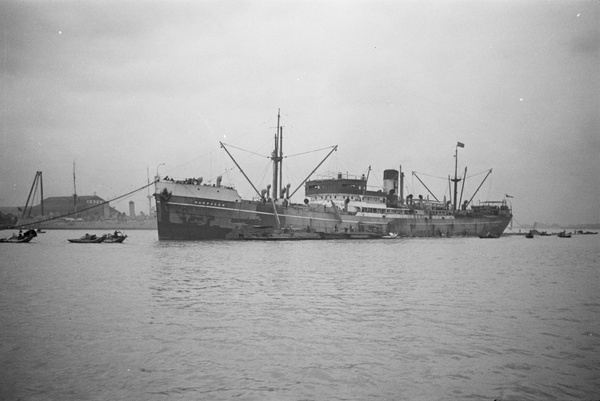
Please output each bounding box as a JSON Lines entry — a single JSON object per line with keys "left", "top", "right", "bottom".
{"left": 68, "top": 234, "right": 106, "bottom": 243}
{"left": 103, "top": 231, "right": 127, "bottom": 243}
{"left": 0, "top": 229, "right": 37, "bottom": 243}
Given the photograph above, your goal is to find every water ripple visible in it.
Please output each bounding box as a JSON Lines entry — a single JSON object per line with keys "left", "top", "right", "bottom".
{"left": 0, "top": 231, "right": 598, "bottom": 400}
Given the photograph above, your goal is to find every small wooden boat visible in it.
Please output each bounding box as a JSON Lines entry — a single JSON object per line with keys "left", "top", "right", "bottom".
{"left": 382, "top": 232, "right": 399, "bottom": 239}
{"left": 242, "top": 231, "right": 322, "bottom": 240}
{"left": 103, "top": 231, "right": 127, "bottom": 243}
{"left": 479, "top": 232, "right": 499, "bottom": 239}
{"left": 557, "top": 231, "right": 571, "bottom": 238}
{"left": 68, "top": 234, "right": 106, "bottom": 243}
{"left": 0, "top": 229, "right": 37, "bottom": 243}
{"left": 525, "top": 231, "right": 534, "bottom": 238}
{"left": 320, "top": 231, "right": 381, "bottom": 239}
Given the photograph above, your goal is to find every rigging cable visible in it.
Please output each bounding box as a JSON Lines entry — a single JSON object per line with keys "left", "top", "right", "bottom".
{"left": 220, "top": 142, "right": 269, "bottom": 158}
{"left": 285, "top": 145, "right": 337, "bottom": 158}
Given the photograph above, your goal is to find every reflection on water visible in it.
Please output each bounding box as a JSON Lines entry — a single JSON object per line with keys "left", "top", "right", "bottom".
{"left": 1, "top": 230, "right": 599, "bottom": 400}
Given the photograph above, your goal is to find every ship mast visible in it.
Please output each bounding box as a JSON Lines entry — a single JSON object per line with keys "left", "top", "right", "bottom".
{"left": 221, "top": 110, "right": 337, "bottom": 201}
{"left": 459, "top": 167, "right": 467, "bottom": 209}
{"left": 271, "top": 109, "right": 282, "bottom": 199}
{"left": 452, "top": 142, "right": 464, "bottom": 211}
{"left": 279, "top": 125, "right": 283, "bottom": 198}
{"left": 73, "top": 160, "right": 78, "bottom": 217}
{"left": 147, "top": 166, "right": 152, "bottom": 216}
{"left": 399, "top": 165, "right": 404, "bottom": 204}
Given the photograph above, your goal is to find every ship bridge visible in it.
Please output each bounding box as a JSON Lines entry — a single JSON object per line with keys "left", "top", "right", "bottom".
{"left": 305, "top": 173, "right": 388, "bottom": 208}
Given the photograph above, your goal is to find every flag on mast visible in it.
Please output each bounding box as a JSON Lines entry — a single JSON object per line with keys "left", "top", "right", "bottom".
{"left": 457, "top": 142, "right": 465, "bottom": 148}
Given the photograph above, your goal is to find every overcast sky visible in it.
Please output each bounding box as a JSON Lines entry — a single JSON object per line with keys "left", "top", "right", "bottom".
{"left": 1, "top": 0, "right": 598, "bottom": 226}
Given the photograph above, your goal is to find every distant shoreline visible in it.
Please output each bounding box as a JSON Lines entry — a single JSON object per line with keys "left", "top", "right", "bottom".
{"left": 1, "top": 219, "right": 157, "bottom": 231}
{"left": 33, "top": 226, "right": 156, "bottom": 231}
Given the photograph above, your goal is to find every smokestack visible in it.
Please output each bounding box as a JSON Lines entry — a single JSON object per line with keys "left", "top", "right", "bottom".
{"left": 129, "top": 201, "right": 135, "bottom": 218}
{"left": 383, "top": 169, "right": 398, "bottom": 196}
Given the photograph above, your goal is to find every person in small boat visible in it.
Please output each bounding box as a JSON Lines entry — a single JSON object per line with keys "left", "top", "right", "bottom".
{"left": 18, "top": 230, "right": 23, "bottom": 240}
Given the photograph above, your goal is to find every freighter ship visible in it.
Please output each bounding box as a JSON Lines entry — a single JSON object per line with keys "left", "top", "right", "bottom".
{"left": 154, "top": 112, "right": 512, "bottom": 240}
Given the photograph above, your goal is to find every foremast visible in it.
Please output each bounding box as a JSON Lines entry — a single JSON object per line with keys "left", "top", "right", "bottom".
{"left": 452, "top": 142, "right": 464, "bottom": 211}
{"left": 220, "top": 110, "right": 337, "bottom": 202}
{"left": 272, "top": 109, "right": 283, "bottom": 199}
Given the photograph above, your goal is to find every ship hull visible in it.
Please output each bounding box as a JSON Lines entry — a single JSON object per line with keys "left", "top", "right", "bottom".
{"left": 156, "top": 192, "right": 511, "bottom": 240}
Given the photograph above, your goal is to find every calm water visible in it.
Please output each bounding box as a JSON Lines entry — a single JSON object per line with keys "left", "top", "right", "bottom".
{"left": 1, "top": 230, "right": 598, "bottom": 400}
